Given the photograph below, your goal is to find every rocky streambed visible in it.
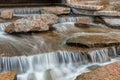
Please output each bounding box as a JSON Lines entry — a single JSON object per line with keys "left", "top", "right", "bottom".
{"left": 0, "top": 2, "right": 120, "bottom": 80}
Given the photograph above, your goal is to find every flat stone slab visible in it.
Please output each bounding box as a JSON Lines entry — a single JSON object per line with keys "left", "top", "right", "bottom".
{"left": 76, "top": 62, "right": 120, "bottom": 80}
{"left": 66, "top": 34, "right": 120, "bottom": 48}
{"left": 94, "top": 11, "right": 120, "bottom": 17}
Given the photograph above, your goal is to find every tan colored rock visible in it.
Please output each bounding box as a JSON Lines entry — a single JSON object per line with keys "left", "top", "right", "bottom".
{"left": 66, "top": 35, "right": 120, "bottom": 48}
{"left": 41, "top": 7, "right": 70, "bottom": 15}
{"left": 76, "top": 62, "right": 120, "bottom": 80}
{"left": 0, "top": 72, "right": 17, "bottom": 80}
{"left": 1, "top": 10, "right": 13, "bottom": 19}
{"left": 75, "top": 18, "right": 91, "bottom": 28}
{"left": 5, "top": 14, "right": 58, "bottom": 33}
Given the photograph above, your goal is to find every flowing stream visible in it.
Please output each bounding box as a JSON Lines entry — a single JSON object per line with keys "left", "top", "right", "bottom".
{"left": 0, "top": 16, "right": 120, "bottom": 80}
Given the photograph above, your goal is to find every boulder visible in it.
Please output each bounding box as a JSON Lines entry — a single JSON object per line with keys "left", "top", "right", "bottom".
{"left": 76, "top": 62, "right": 120, "bottom": 80}
{"left": 0, "top": 72, "right": 17, "bottom": 80}
{"left": 75, "top": 18, "right": 91, "bottom": 28}
{"left": 1, "top": 10, "right": 13, "bottom": 19}
{"left": 41, "top": 7, "right": 70, "bottom": 15}
{"left": 5, "top": 14, "right": 58, "bottom": 33}
{"left": 66, "top": 35, "right": 120, "bottom": 48}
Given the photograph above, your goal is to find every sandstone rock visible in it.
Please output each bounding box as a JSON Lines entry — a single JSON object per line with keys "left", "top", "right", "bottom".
{"left": 71, "top": 4, "right": 103, "bottom": 11}
{"left": 0, "top": 72, "right": 17, "bottom": 80}
{"left": 76, "top": 62, "right": 120, "bottom": 80}
{"left": 66, "top": 35, "right": 120, "bottom": 48}
{"left": 5, "top": 14, "right": 58, "bottom": 33}
{"left": 41, "top": 7, "right": 70, "bottom": 15}
{"left": 75, "top": 18, "right": 91, "bottom": 28}
{"left": 1, "top": 10, "right": 13, "bottom": 19}
{"left": 94, "top": 11, "right": 120, "bottom": 17}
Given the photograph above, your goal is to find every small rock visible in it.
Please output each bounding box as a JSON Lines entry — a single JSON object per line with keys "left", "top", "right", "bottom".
{"left": 0, "top": 72, "right": 17, "bottom": 80}
{"left": 1, "top": 10, "right": 13, "bottom": 19}
{"left": 75, "top": 18, "right": 91, "bottom": 28}
{"left": 41, "top": 7, "right": 70, "bottom": 15}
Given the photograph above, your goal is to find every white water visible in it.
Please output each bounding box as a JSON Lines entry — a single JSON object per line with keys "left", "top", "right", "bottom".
{"left": 0, "top": 20, "right": 119, "bottom": 80}
{"left": 0, "top": 46, "right": 119, "bottom": 80}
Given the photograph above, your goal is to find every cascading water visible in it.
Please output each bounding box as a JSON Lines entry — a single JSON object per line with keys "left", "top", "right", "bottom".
{"left": 0, "top": 14, "right": 120, "bottom": 80}
{"left": 0, "top": 46, "right": 119, "bottom": 80}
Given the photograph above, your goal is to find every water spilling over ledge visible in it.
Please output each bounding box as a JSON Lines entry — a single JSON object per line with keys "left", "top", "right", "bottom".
{"left": 0, "top": 46, "right": 119, "bottom": 80}
{"left": 0, "top": 2, "right": 120, "bottom": 79}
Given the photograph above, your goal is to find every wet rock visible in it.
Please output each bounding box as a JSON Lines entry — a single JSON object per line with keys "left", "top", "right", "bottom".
{"left": 1, "top": 10, "right": 13, "bottom": 19}
{"left": 76, "top": 62, "right": 120, "bottom": 80}
{"left": 94, "top": 16, "right": 120, "bottom": 29}
{"left": 102, "top": 18, "right": 120, "bottom": 29}
{"left": 5, "top": 14, "right": 58, "bottom": 33}
{"left": 71, "top": 4, "right": 103, "bottom": 11}
{"left": 87, "top": 65, "right": 101, "bottom": 71}
{"left": 75, "top": 18, "right": 91, "bottom": 28}
{"left": 94, "top": 11, "right": 120, "bottom": 17}
{"left": 0, "top": 72, "right": 17, "bottom": 80}
{"left": 66, "top": 35, "right": 120, "bottom": 48}
{"left": 72, "top": 8, "right": 95, "bottom": 15}
{"left": 41, "top": 7, "right": 70, "bottom": 15}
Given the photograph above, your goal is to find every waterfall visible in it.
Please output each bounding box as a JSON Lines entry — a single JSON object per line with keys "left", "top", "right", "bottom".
{"left": 0, "top": 8, "right": 41, "bottom": 14}
{"left": 58, "top": 17, "right": 92, "bottom": 23}
{"left": 0, "top": 46, "right": 119, "bottom": 80}
{"left": 0, "top": 22, "right": 11, "bottom": 32}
